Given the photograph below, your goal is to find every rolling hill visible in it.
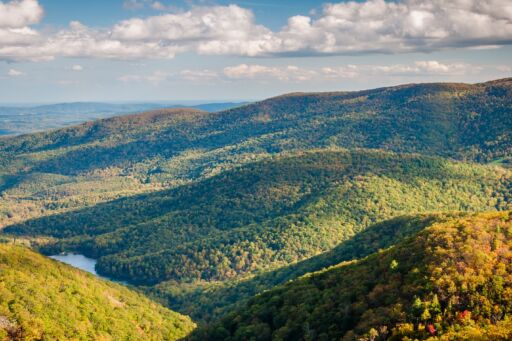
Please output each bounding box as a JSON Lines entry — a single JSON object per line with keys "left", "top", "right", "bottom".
{"left": 0, "top": 101, "right": 247, "bottom": 136}
{"left": 1, "top": 78, "right": 511, "bottom": 325}
{"left": 1, "top": 78, "right": 511, "bottom": 230}
{"left": 6, "top": 149, "right": 511, "bottom": 286}
{"left": 151, "top": 214, "right": 460, "bottom": 321}
{"left": 0, "top": 243, "right": 195, "bottom": 340}
{"left": 192, "top": 212, "right": 512, "bottom": 340}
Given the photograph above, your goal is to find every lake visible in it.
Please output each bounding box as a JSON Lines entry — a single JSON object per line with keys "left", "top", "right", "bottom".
{"left": 49, "top": 253, "right": 126, "bottom": 284}
{"left": 50, "top": 253, "right": 101, "bottom": 277}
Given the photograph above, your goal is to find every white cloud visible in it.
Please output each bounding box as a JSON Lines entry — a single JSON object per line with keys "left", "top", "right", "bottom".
{"left": 150, "top": 2, "right": 165, "bottom": 10}
{"left": 413, "top": 61, "right": 467, "bottom": 74}
{"left": 7, "top": 68, "right": 25, "bottom": 76}
{"left": 496, "top": 65, "right": 512, "bottom": 72}
{"left": 150, "top": 1, "right": 175, "bottom": 11}
{"left": 71, "top": 64, "right": 83, "bottom": 71}
{"left": 0, "top": 26, "right": 40, "bottom": 45}
{"left": 0, "top": 0, "right": 42, "bottom": 50}
{"left": 118, "top": 70, "right": 171, "bottom": 84}
{"left": 224, "top": 64, "right": 279, "bottom": 79}
{"left": 123, "top": 0, "right": 145, "bottom": 11}
{"left": 180, "top": 69, "right": 218, "bottom": 81}
{"left": 366, "top": 61, "right": 474, "bottom": 76}
{"left": 321, "top": 65, "right": 360, "bottom": 79}
{"left": 223, "top": 64, "right": 317, "bottom": 82}
{"left": 0, "top": 20, "right": 185, "bottom": 61}
{"left": 0, "top": 3, "right": 278, "bottom": 61}
{"left": 218, "top": 60, "right": 492, "bottom": 82}
{"left": 111, "top": 5, "right": 277, "bottom": 57}
{"left": 123, "top": 0, "right": 173, "bottom": 11}
{"left": 320, "top": 61, "right": 481, "bottom": 79}
{"left": 0, "top": 0, "right": 43, "bottom": 28}
{"left": 270, "top": 0, "right": 512, "bottom": 55}
{"left": 1, "top": 0, "right": 512, "bottom": 61}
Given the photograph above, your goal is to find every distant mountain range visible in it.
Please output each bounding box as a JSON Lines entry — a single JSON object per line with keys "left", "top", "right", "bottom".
{"left": 1, "top": 78, "right": 511, "bottom": 339}
{"left": 0, "top": 101, "right": 248, "bottom": 136}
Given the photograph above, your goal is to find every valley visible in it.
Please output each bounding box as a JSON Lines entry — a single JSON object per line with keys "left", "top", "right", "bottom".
{"left": 2, "top": 0, "right": 512, "bottom": 338}
{"left": 1, "top": 78, "right": 511, "bottom": 339}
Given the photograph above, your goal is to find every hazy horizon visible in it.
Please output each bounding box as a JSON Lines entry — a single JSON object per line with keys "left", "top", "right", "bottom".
{"left": 0, "top": 99, "right": 252, "bottom": 107}
{"left": 2, "top": 75, "right": 510, "bottom": 106}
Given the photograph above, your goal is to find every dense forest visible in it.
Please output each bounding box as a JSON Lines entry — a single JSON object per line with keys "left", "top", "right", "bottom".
{"left": 1, "top": 79, "right": 511, "bottom": 229}
{"left": 0, "top": 243, "right": 195, "bottom": 340}
{"left": 150, "top": 214, "right": 460, "bottom": 321}
{"left": 6, "top": 149, "right": 511, "bottom": 288}
{"left": 192, "top": 212, "right": 512, "bottom": 340}
{"left": 1, "top": 78, "right": 512, "bottom": 338}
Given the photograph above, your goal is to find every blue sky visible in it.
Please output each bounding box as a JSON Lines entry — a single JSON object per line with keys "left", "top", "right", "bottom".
{"left": 1, "top": 0, "right": 511, "bottom": 103}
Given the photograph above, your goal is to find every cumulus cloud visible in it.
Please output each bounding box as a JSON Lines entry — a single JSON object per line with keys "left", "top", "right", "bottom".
{"left": 0, "top": 3, "right": 265, "bottom": 61}
{"left": 0, "top": 26, "right": 40, "bottom": 45}
{"left": 7, "top": 68, "right": 25, "bottom": 76}
{"left": 118, "top": 70, "right": 171, "bottom": 84}
{"left": 1, "top": 0, "right": 512, "bottom": 61}
{"left": 0, "top": 20, "right": 185, "bottom": 61}
{"left": 412, "top": 61, "right": 470, "bottom": 74}
{"left": 496, "top": 65, "right": 512, "bottom": 72}
{"left": 123, "top": 0, "right": 173, "bottom": 11}
{"left": 123, "top": 0, "right": 145, "bottom": 11}
{"left": 271, "top": 0, "right": 512, "bottom": 55}
{"left": 366, "top": 61, "right": 474, "bottom": 76}
{"left": 321, "top": 65, "right": 360, "bottom": 79}
{"left": 0, "top": 0, "right": 42, "bottom": 50}
{"left": 111, "top": 5, "right": 276, "bottom": 56}
{"left": 110, "top": 60, "right": 507, "bottom": 85}
{"left": 0, "top": 0, "right": 43, "bottom": 28}
{"left": 217, "top": 61, "right": 495, "bottom": 82}
{"left": 224, "top": 64, "right": 317, "bottom": 81}
{"left": 150, "top": 1, "right": 176, "bottom": 11}
{"left": 180, "top": 69, "right": 218, "bottom": 81}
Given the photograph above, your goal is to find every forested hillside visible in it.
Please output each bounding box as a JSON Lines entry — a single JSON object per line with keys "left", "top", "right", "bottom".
{"left": 1, "top": 78, "right": 512, "bottom": 327}
{"left": 6, "top": 149, "right": 511, "bottom": 286}
{"left": 0, "top": 101, "right": 246, "bottom": 136}
{"left": 152, "top": 214, "right": 459, "bottom": 320}
{"left": 0, "top": 243, "right": 195, "bottom": 340}
{"left": 193, "top": 212, "right": 512, "bottom": 340}
{"left": 1, "top": 79, "right": 511, "bottom": 228}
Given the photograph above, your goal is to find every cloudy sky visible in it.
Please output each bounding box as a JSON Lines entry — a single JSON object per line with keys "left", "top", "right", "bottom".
{"left": 1, "top": 0, "right": 511, "bottom": 103}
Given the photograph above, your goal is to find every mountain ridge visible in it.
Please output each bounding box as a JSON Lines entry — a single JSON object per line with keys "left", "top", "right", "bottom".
{"left": 1, "top": 77, "right": 511, "bottom": 328}
{"left": 0, "top": 101, "right": 248, "bottom": 137}
{"left": 192, "top": 211, "right": 512, "bottom": 340}
{"left": 5, "top": 149, "right": 511, "bottom": 304}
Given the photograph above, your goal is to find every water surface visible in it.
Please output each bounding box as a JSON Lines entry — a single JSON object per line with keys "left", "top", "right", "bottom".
{"left": 50, "top": 253, "right": 100, "bottom": 276}
{"left": 50, "top": 253, "right": 125, "bottom": 283}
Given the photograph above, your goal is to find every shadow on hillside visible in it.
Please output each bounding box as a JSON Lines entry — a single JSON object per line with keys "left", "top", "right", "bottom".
{"left": 160, "top": 213, "right": 462, "bottom": 322}
{"left": 4, "top": 150, "right": 468, "bottom": 239}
